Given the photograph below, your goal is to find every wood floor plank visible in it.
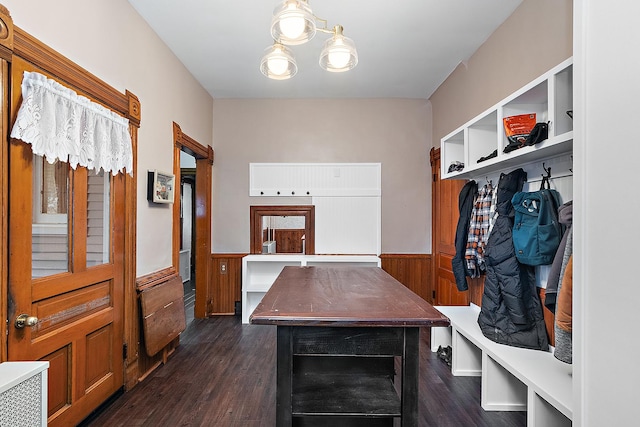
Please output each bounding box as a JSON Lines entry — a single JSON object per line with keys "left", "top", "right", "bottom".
{"left": 82, "top": 315, "right": 526, "bottom": 426}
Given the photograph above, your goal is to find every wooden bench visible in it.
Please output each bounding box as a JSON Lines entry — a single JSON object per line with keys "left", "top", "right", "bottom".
{"left": 431, "top": 304, "right": 572, "bottom": 427}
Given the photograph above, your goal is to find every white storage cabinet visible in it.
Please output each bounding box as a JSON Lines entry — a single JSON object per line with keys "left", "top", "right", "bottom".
{"left": 241, "top": 254, "right": 381, "bottom": 324}
{"left": 438, "top": 57, "right": 574, "bottom": 426}
{"left": 441, "top": 58, "right": 573, "bottom": 180}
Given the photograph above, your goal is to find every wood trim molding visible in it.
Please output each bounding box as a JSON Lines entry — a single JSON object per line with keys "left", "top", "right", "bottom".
{"left": 173, "top": 122, "right": 213, "bottom": 162}
{"left": 0, "top": 5, "right": 13, "bottom": 61}
{"left": 173, "top": 122, "right": 213, "bottom": 318}
{"left": 0, "top": 4, "right": 9, "bottom": 363}
{"left": 126, "top": 89, "right": 141, "bottom": 127}
{"left": 13, "top": 27, "right": 138, "bottom": 122}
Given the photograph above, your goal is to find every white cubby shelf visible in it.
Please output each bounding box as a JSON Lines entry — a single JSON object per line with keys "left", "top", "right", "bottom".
{"left": 431, "top": 305, "right": 572, "bottom": 427}
{"left": 441, "top": 58, "right": 573, "bottom": 180}
{"left": 241, "top": 254, "right": 381, "bottom": 324}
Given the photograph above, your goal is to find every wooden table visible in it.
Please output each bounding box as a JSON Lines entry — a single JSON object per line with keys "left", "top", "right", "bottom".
{"left": 250, "top": 266, "right": 450, "bottom": 426}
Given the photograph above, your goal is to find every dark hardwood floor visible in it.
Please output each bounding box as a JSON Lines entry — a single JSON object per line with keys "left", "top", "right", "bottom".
{"left": 83, "top": 313, "right": 526, "bottom": 427}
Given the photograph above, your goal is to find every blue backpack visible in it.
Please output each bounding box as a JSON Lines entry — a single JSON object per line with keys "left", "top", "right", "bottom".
{"left": 511, "top": 188, "right": 563, "bottom": 266}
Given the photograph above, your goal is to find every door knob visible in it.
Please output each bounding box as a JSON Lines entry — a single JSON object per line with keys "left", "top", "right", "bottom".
{"left": 15, "top": 314, "right": 38, "bottom": 329}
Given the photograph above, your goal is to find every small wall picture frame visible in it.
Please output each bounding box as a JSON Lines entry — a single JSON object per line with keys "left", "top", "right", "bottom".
{"left": 147, "top": 170, "right": 175, "bottom": 204}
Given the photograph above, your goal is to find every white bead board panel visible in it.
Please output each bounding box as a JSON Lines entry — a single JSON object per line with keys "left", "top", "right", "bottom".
{"left": 249, "top": 163, "right": 381, "bottom": 197}
{"left": 250, "top": 163, "right": 382, "bottom": 255}
{"left": 312, "top": 196, "right": 381, "bottom": 255}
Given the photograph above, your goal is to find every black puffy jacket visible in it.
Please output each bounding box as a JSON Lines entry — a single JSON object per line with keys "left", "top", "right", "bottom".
{"left": 477, "top": 168, "right": 549, "bottom": 351}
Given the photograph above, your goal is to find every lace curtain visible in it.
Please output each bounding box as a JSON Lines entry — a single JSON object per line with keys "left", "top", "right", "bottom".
{"left": 10, "top": 71, "right": 133, "bottom": 176}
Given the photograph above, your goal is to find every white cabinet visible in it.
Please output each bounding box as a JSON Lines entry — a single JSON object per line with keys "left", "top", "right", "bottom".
{"left": 0, "top": 361, "right": 49, "bottom": 427}
{"left": 241, "top": 254, "right": 381, "bottom": 324}
{"left": 441, "top": 58, "right": 573, "bottom": 180}
{"left": 249, "top": 163, "right": 381, "bottom": 197}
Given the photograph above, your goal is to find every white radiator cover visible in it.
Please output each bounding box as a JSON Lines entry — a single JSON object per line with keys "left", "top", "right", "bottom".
{"left": 0, "top": 361, "right": 49, "bottom": 427}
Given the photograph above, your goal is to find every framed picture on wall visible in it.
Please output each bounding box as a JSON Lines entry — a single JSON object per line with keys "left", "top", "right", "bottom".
{"left": 147, "top": 170, "right": 175, "bottom": 204}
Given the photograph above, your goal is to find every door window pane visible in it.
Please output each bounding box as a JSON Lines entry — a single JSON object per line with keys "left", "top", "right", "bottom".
{"left": 86, "top": 169, "right": 111, "bottom": 266}
{"left": 32, "top": 155, "right": 69, "bottom": 278}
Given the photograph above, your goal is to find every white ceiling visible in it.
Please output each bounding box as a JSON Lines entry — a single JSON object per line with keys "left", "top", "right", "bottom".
{"left": 127, "top": 0, "right": 523, "bottom": 99}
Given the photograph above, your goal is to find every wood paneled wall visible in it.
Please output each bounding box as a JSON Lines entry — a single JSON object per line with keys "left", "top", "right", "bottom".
{"left": 210, "top": 253, "right": 245, "bottom": 315}
{"left": 208, "top": 253, "right": 435, "bottom": 318}
{"left": 263, "top": 229, "right": 305, "bottom": 254}
{"left": 379, "top": 254, "right": 432, "bottom": 303}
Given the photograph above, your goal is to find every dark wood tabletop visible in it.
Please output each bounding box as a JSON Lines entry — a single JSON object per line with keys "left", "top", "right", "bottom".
{"left": 250, "top": 266, "right": 450, "bottom": 327}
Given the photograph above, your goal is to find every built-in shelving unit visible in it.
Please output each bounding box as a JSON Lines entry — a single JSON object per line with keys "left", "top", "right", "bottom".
{"left": 431, "top": 306, "right": 572, "bottom": 427}
{"left": 241, "top": 254, "right": 381, "bottom": 324}
{"left": 437, "top": 57, "right": 574, "bottom": 426}
{"left": 441, "top": 58, "right": 573, "bottom": 180}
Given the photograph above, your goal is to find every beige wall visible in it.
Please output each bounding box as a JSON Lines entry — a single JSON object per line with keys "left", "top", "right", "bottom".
{"left": 430, "top": 0, "right": 573, "bottom": 146}
{"left": 3, "top": 0, "right": 214, "bottom": 277}
{"left": 212, "top": 98, "right": 432, "bottom": 254}
{"left": 3, "top": 0, "right": 572, "bottom": 266}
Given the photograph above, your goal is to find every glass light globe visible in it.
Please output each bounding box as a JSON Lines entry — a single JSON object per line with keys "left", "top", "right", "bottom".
{"left": 271, "top": 0, "right": 316, "bottom": 45}
{"left": 327, "top": 40, "right": 351, "bottom": 69}
{"left": 319, "top": 26, "right": 358, "bottom": 72}
{"left": 268, "top": 56, "right": 289, "bottom": 76}
{"left": 260, "top": 43, "right": 297, "bottom": 80}
{"left": 279, "top": 5, "right": 305, "bottom": 40}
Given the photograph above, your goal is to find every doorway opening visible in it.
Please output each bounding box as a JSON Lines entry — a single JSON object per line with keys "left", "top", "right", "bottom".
{"left": 180, "top": 151, "right": 196, "bottom": 324}
{"left": 173, "top": 122, "right": 213, "bottom": 319}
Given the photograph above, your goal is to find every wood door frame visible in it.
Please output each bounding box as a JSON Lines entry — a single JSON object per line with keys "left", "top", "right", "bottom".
{"left": 172, "top": 122, "right": 213, "bottom": 318}
{"left": 249, "top": 205, "right": 315, "bottom": 255}
{"left": 0, "top": 6, "right": 12, "bottom": 363}
{"left": 0, "top": 13, "right": 140, "bottom": 392}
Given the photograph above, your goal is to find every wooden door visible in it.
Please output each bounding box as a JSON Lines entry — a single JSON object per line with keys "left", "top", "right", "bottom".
{"left": 430, "top": 148, "right": 469, "bottom": 306}
{"left": 7, "top": 60, "right": 125, "bottom": 427}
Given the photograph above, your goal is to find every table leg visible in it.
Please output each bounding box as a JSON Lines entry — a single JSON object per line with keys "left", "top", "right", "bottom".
{"left": 401, "top": 327, "right": 419, "bottom": 426}
{"left": 276, "top": 326, "right": 293, "bottom": 426}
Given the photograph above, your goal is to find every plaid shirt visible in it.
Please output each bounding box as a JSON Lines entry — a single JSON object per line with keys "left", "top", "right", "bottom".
{"left": 465, "top": 184, "right": 494, "bottom": 277}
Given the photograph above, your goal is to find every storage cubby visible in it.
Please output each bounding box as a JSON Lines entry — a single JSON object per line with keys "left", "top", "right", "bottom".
{"left": 242, "top": 255, "right": 381, "bottom": 324}
{"left": 441, "top": 58, "right": 573, "bottom": 179}
{"left": 451, "top": 330, "right": 482, "bottom": 376}
{"left": 482, "top": 353, "right": 528, "bottom": 411}
{"left": 553, "top": 64, "right": 573, "bottom": 136}
{"left": 442, "top": 129, "right": 465, "bottom": 174}
{"left": 468, "top": 110, "right": 499, "bottom": 168}
{"left": 432, "top": 305, "right": 573, "bottom": 427}
{"left": 501, "top": 81, "right": 548, "bottom": 154}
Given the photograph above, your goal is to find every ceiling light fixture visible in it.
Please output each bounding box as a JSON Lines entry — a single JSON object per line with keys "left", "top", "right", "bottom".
{"left": 260, "top": 42, "right": 298, "bottom": 80}
{"left": 260, "top": 0, "right": 358, "bottom": 80}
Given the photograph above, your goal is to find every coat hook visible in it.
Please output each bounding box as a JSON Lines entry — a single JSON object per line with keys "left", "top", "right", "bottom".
{"left": 540, "top": 162, "right": 552, "bottom": 190}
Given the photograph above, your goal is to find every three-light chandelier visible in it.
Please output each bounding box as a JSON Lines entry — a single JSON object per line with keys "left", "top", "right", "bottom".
{"left": 260, "top": 0, "right": 358, "bottom": 80}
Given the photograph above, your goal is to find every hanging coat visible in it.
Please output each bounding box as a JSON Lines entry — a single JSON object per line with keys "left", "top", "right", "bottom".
{"left": 554, "top": 254, "right": 573, "bottom": 363}
{"left": 464, "top": 184, "right": 494, "bottom": 278}
{"left": 544, "top": 200, "right": 573, "bottom": 312}
{"left": 452, "top": 180, "right": 478, "bottom": 291}
{"left": 477, "top": 168, "right": 549, "bottom": 351}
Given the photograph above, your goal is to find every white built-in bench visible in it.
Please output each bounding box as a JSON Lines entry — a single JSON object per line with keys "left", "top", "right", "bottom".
{"left": 431, "top": 304, "right": 572, "bottom": 427}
